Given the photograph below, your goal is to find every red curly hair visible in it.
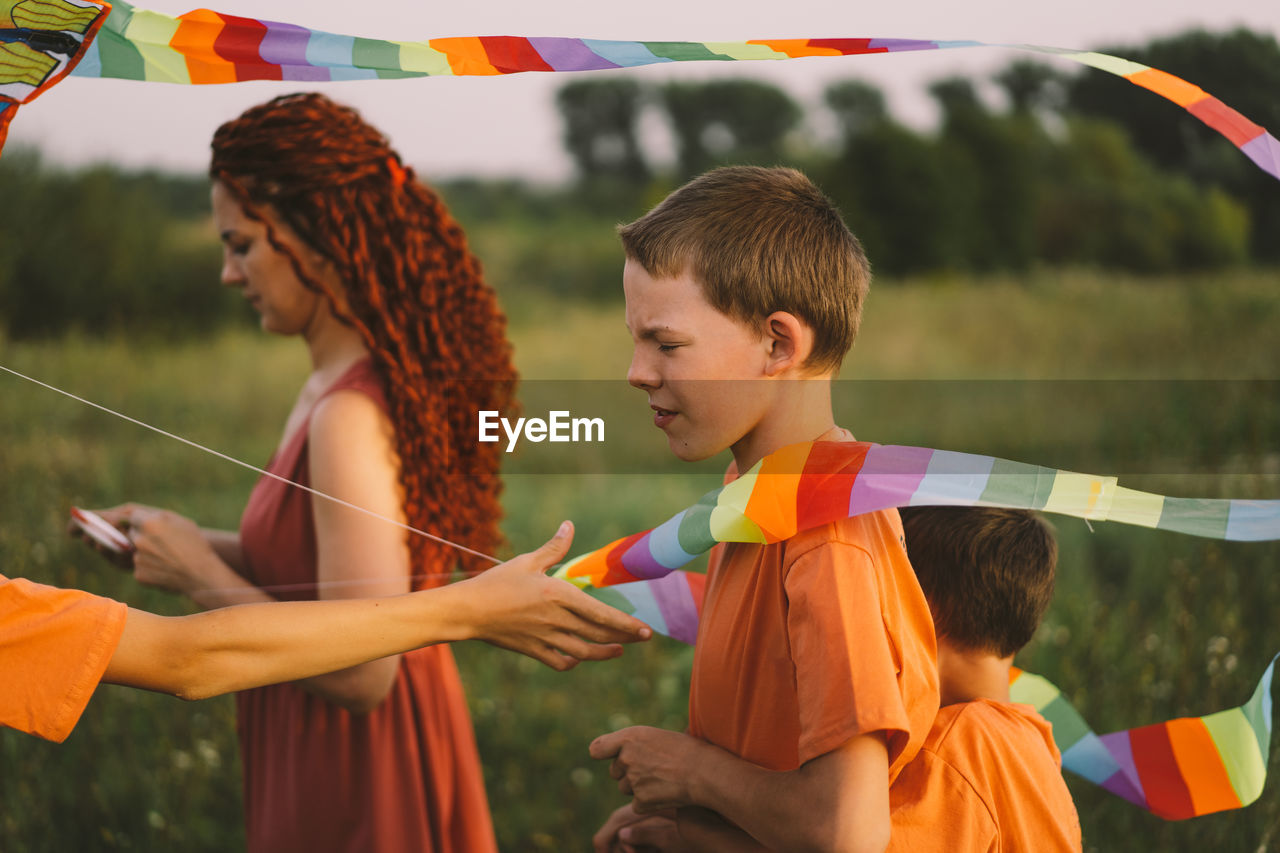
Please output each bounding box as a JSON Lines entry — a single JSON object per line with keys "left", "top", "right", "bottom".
{"left": 210, "top": 92, "right": 516, "bottom": 586}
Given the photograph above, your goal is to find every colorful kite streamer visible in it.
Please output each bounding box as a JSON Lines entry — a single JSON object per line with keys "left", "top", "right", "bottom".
{"left": 2, "top": 0, "right": 1278, "bottom": 182}
{"left": 555, "top": 440, "right": 1280, "bottom": 592}
{"left": 591, "top": 574, "right": 1279, "bottom": 821}
{"left": 565, "top": 440, "right": 1280, "bottom": 820}
{"left": 1010, "top": 657, "right": 1277, "bottom": 820}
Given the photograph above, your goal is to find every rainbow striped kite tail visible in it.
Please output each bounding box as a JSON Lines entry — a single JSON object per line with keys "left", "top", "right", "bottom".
{"left": 1012, "top": 655, "right": 1280, "bottom": 820}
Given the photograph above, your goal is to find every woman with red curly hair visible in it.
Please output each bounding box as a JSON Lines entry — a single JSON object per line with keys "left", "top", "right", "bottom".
{"left": 91, "top": 93, "right": 523, "bottom": 851}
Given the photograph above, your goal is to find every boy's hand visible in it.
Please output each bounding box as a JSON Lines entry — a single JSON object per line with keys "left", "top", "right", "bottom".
{"left": 456, "top": 521, "right": 652, "bottom": 670}
{"left": 594, "top": 802, "right": 646, "bottom": 852}
{"left": 590, "top": 726, "right": 708, "bottom": 812}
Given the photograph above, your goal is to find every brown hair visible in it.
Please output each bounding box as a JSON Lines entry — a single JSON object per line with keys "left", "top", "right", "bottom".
{"left": 899, "top": 507, "right": 1058, "bottom": 658}
{"left": 210, "top": 92, "right": 516, "bottom": 585}
{"left": 617, "top": 166, "right": 869, "bottom": 372}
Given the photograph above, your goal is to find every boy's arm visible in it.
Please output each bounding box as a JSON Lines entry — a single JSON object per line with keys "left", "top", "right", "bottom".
{"left": 591, "top": 726, "right": 890, "bottom": 853}
{"left": 103, "top": 523, "right": 652, "bottom": 699}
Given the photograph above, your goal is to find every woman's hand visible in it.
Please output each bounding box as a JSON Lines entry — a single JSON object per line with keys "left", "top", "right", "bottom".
{"left": 89, "top": 504, "right": 224, "bottom": 597}
{"left": 453, "top": 521, "right": 652, "bottom": 670}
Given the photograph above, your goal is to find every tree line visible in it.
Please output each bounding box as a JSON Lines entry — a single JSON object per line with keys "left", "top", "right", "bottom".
{"left": 0, "top": 28, "right": 1275, "bottom": 339}
{"left": 555, "top": 28, "right": 1279, "bottom": 275}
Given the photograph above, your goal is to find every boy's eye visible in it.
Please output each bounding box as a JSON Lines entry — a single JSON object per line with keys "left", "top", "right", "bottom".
{"left": 230, "top": 242, "right": 251, "bottom": 256}
{"left": 657, "top": 343, "right": 680, "bottom": 353}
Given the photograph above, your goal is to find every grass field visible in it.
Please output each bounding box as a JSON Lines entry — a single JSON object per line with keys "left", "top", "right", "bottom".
{"left": 1, "top": 269, "right": 1279, "bottom": 851}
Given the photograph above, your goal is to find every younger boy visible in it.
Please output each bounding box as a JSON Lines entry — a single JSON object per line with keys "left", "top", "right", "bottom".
{"left": 889, "top": 507, "right": 1082, "bottom": 851}
{"left": 2, "top": 521, "right": 650, "bottom": 743}
{"left": 590, "top": 166, "right": 939, "bottom": 852}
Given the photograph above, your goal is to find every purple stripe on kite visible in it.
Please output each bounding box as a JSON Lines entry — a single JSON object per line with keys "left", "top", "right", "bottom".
{"left": 1242, "top": 132, "right": 1280, "bottom": 181}
{"left": 867, "top": 38, "right": 941, "bottom": 52}
{"left": 256, "top": 21, "right": 314, "bottom": 68}
{"left": 649, "top": 572, "right": 701, "bottom": 645}
{"left": 528, "top": 37, "right": 620, "bottom": 71}
{"left": 620, "top": 533, "right": 673, "bottom": 580}
{"left": 1099, "top": 730, "right": 1147, "bottom": 806}
{"left": 848, "top": 444, "right": 935, "bottom": 516}
{"left": 1101, "top": 767, "right": 1149, "bottom": 807}
{"left": 281, "top": 64, "right": 331, "bottom": 82}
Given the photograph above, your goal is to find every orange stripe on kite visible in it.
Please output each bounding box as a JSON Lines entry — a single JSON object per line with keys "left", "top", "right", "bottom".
{"left": 1164, "top": 717, "right": 1243, "bottom": 816}
{"left": 1124, "top": 68, "right": 1208, "bottom": 108}
{"left": 747, "top": 39, "right": 847, "bottom": 58}
{"left": 429, "top": 37, "right": 501, "bottom": 76}
{"left": 746, "top": 442, "right": 809, "bottom": 540}
{"left": 172, "top": 9, "right": 236, "bottom": 84}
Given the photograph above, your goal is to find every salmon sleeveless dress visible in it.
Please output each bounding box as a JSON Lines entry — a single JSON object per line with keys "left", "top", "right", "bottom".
{"left": 236, "top": 359, "right": 497, "bottom": 853}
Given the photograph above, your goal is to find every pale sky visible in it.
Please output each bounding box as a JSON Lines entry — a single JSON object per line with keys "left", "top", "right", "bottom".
{"left": 9, "top": 0, "right": 1279, "bottom": 179}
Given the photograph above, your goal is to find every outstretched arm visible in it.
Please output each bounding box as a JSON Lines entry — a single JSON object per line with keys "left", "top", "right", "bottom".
{"left": 103, "top": 522, "right": 651, "bottom": 700}
{"left": 590, "top": 726, "right": 889, "bottom": 853}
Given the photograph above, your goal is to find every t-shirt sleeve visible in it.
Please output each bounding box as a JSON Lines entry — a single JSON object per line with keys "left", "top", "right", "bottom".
{"left": 0, "top": 575, "right": 128, "bottom": 742}
{"left": 888, "top": 750, "right": 998, "bottom": 853}
{"left": 785, "top": 539, "right": 912, "bottom": 765}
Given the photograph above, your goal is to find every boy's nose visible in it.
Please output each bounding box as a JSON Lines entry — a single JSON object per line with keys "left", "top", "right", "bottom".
{"left": 626, "top": 350, "right": 659, "bottom": 390}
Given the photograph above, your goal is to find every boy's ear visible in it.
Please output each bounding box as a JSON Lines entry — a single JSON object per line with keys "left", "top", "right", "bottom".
{"left": 762, "top": 311, "right": 814, "bottom": 376}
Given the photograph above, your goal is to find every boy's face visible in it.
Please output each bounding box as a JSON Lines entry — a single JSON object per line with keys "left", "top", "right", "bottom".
{"left": 623, "top": 259, "right": 774, "bottom": 462}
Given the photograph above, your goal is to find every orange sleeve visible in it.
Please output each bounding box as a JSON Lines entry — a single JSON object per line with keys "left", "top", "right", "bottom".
{"left": 888, "top": 750, "right": 997, "bottom": 853}
{"left": 785, "top": 540, "right": 911, "bottom": 766}
{"left": 0, "top": 575, "right": 128, "bottom": 742}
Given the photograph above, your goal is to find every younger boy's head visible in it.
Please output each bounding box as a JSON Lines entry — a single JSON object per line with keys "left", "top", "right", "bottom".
{"left": 618, "top": 166, "right": 869, "bottom": 374}
{"left": 899, "top": 507, "right": 1057, "bottom": 659}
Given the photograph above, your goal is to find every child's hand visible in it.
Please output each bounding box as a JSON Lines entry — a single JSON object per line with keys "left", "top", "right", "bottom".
{"left": 593, "top": 802, "right": 639, "bottom": 852}
{"left": 616, "top": 814, "right": 683, "bottom": 852}
{"left": 455, "top": 521, "right": 652, "bottom": 670}
{"left": 590, "top": 726, "right": 707, "bottom": 812}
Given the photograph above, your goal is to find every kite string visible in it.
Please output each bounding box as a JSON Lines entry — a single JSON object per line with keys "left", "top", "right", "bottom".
{"left": 0, "top": 363, "right": 503, "bottom": 570}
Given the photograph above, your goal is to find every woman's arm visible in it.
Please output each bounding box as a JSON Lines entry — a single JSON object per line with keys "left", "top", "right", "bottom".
{"left": 295, "top": 389, "right": 431, "bottom": 712}
{"left": 201, "top": 528, "right": 246, "bottom": 574}
{"left": 103, "top": 522, "right": 652, "bottom": 699}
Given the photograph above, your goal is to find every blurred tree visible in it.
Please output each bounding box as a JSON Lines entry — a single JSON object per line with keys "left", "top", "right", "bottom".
{"left": 1065, "top": 28, "right": 1280, "bottom": 261}
{"left": 993, "top": 59, "right": 1068, "bottom": 115}
{"left": 930, "top": 76, "right": 1044, "bottom": 271}
{"left": 0, "top": 152, "right": 230, "bottom": 339}
{"left": 1037, "top": 119, "right": 1248, "bottom": 271}
{"left": 660, "top": 79, "right": 801, "bottom": 178}
{"left": 824, "top": 80, "right": 888, "bottom": 138}
{"left": 555, "top": 78, "right": 650, "bottom": 185}
{"left": 819, "top": 81, "right": 962, "bottom": 275}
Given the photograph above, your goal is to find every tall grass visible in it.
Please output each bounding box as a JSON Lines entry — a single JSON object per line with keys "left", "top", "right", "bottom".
{"left": 1, "top": 270, "right": 1278, "bottom": 850}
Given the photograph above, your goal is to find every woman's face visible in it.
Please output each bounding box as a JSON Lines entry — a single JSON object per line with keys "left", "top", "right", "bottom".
{"left": 211, "top": 180, "right": 331, "bottom": 337}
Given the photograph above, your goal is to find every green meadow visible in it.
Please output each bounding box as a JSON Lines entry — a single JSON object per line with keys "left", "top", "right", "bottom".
{"left": 2, "top": 269, "right": 1279, "bottom": 851}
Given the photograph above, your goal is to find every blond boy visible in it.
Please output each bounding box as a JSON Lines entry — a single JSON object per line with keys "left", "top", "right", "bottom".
{"left": 590, "top": 166, "right": 939, "bottom": 852}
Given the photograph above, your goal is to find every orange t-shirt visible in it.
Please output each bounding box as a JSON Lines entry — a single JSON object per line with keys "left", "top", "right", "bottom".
{"left": 0, "top": 574, "right": 127, "bottom": 743}
{"left": 888, "top": 699, "right": 1083, "bottom": 852}
{"left": 688, "top": 451, "right": 939, "bottom": 778}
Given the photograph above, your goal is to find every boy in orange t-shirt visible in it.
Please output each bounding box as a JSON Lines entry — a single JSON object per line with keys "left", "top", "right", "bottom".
{"left": 1, "top": 522, "right": 650, "bottom": 742}
{"left": 590, "top": 166, "right": 939, "bottom": 852}
{"left": 889, "top": 507, "right": 1083, "bottom": 852}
